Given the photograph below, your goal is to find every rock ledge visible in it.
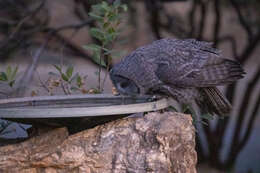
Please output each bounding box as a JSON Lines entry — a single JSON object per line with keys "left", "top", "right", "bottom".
{"left": 0, "top": 112, "right": 197, "bottom": 173}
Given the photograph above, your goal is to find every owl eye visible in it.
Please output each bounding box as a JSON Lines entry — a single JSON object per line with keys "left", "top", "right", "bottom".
{"left": 120, "top": 82, "right": 129, "bottom": 88}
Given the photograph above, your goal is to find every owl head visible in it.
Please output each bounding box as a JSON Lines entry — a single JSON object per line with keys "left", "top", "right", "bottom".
{"left": 109, "top": 69, "right": 140, "bottom": 96}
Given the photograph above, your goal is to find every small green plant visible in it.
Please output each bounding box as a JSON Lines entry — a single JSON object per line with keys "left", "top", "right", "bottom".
{"left": 83, "top": 0, "right": 127, "bottom": 92}
{"left": 49, "top": 64, "right": 89, "bottom": 95}
{"left": 35, "top": 63, "right": 105, "bottom": 96}
{"left": 0, "top": 65, "right": 18, "bottom": 88}
{"left": 37, "top": 64, "right": 89, "bottom": 95}
{"left": 0, "top": 65, "right": 18, "bottom": 96}
{"left": 0, "top": 66, "right": 19, "bottom": 135}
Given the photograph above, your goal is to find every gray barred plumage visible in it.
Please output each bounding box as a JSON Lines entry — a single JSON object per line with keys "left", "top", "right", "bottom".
{"left": 110, "top": 38, "right": 245, "bottom": 115}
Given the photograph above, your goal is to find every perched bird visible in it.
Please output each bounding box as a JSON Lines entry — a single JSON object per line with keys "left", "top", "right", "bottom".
{"left": 110, "top": 38, "right": 245, "bottom": 115}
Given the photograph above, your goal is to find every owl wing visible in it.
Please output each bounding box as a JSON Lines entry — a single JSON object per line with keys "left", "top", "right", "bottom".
{"left": 155, "top": 47, "right": 245, "bottom": 88}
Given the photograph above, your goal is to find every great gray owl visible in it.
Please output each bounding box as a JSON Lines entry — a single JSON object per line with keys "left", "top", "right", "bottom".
{"left": 109, "top": 38, "right": 245, "bottom": 115}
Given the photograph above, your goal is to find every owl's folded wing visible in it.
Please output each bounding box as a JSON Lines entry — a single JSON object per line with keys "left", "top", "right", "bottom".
{"left": 155, "top": 56, "right": 245, "bottom": 88}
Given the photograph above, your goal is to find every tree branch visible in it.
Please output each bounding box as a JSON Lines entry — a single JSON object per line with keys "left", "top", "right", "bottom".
{"left": 144, "top": 0, "right": 162, "bottom": 39}
{"left": 212, "top": 0, "right": 221, "bottom": 47}
{"left": 230, "top": 0, "right": 253, "bottom": 41}
{"left": 197, "top": 0, "right": 208, "bottom": 40}
{"left": 15, "top": 40, "right": 49, "bottom": 97}
{"left": 238, "top": 92, "right": 260, "bottom": 152}
{"left": 239, "top": 30, "right": 260, "bottom": 64}
{"left": 188, "top": 0, "right": 198, "bottom": 37}
{"left": 219, "top": 35, "right": 238, "bottom": 58}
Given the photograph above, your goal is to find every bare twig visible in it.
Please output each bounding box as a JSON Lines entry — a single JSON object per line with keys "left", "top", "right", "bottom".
{"left": 239, "top": 30, "right": 260, "bottom": 64}
{"left": 15, "top": 39, "right": 49, "bottom": 97}
{"left": 98, "top": 44, "right": 105, "bottom": 92}
{"left": 61, "top": 81, "right": 69, "bottom": 95}
{"left": 230, "top": 0, "right": 253, "bottom": 41}
{"left": 188, "top": 0, "right": 198, "bottom": 37}
{"left": 226, "top": 66, "right": 260, "bottom": 167}
{"left": 144, "top": 0, "right": 162, "bottom": 39}
{"left": 0, "top": 0, "right": 48, "bottom": 61}
{"left": 101, "top": 54, "right": 112, "bottom": 92}
{"left": 47, "top": 31, "right": 99, "bottom": 66}
{"left": 219, "top": 36, "right": 238, "bottom": 58}
{"left": 212, "top": 0, "right": 221, "bottom": 47}
{"left": 46, "top": 19, "right": 93, "bottom": 34}
{"left": 36, "top": 71, "right": 51, "bottom": 94}
{"left": 197, "top": 0, "right": 208, "bottom": 40}
{"left": 239, "top": 92, "right": 260, "bottom": 152}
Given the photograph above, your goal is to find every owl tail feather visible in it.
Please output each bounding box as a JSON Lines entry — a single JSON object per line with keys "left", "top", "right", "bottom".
{"left": 198, "top": 87, "right": 232, "bottom": 116}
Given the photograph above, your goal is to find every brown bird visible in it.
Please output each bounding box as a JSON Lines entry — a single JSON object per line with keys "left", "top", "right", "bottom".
{"left": 110, "top": 38, "right": 245, "bottom": 115}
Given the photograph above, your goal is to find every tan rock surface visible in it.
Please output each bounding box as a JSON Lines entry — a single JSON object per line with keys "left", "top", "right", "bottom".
{"left": 0, "top": 112, "right": 197, "bottom": 173}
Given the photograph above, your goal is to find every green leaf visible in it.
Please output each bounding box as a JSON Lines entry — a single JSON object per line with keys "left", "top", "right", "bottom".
{"left": 82, "top": 44, "right": 101, "bottom": 51}
{"left": 101, "top": 1, "right": 109, "bottom": 11}
{"left": 8, "top": 80, "right": 15, "bottom": 87}
{"left": 108, "top": 13, "right": 119, "bottom": 21}
{"left": 108, "top": 27, "right": 115, "bottom": 34}
{"left": 61, "top": 73, "right": 69, "bottom": 82}
{"left": 70, "top": 72, "right": 79, "bottom": 82}
{"left": 10, "top": 66, "right": 18, "bottom": 81}
{"left": 102, "top": 47, "right": 109, "bottom": 51}
{"left": 105, "top": 32, "right": 118, "bottom": 43}
{"left": 0, "top": 72, "right": 8, "bottom": 81}
{"left": 48, "top": 72, "right": 59, "bottom": 76}
{"left": 92, "top": 4, "right": 102, "bottom": 12}
{"left": 182, "top": 104, "right": 189, "bottom": 113}
{"left": 6, "top": 66, "right": 12, "bottom": 79}
{"left": 200, "top": 113, "right": 214, "bottom": 120}
{"left": 66, "top": 66, "right": 74, "bottom": 79}
{"left": 71, "top": 86, "right": 79, "bottom": 91}
{"left": 77, "top": 75, "right": 82, "bottom": 88}
{"left": 89, "top": 12, "right": 103, "bottom": 21}
{"left": 181, "top": 104, "right": 197, "bottom": 118}
{"left": 121, "top": 4, "right": 128, "bottom": 11}
{"left": 89, "top": 28, "right": 105, "bottom": 41}
{"left": 103, "top": 22, "right": 110, "bottom": 29}
{"left": 91, "top": 51, "right": 106, "bottom": 67}
{"left": 53, "top": 64, "right": 62, "bottom": 73}
{"left": 104, "top": 49, "right": 126, "bottom": 57}
{"left": 112, "top": 50, "right": 127, "bottom": 58}
{"left": 113, "top": 0, "right": 121, "bottom": 8}
{"left": 168, "top": 106, "right": 178, "bottom": 112}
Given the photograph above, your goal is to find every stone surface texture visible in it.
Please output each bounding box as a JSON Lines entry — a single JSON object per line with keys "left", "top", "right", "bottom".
{"left": 0, "top": 112, "right": 197, "bottom": 173}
